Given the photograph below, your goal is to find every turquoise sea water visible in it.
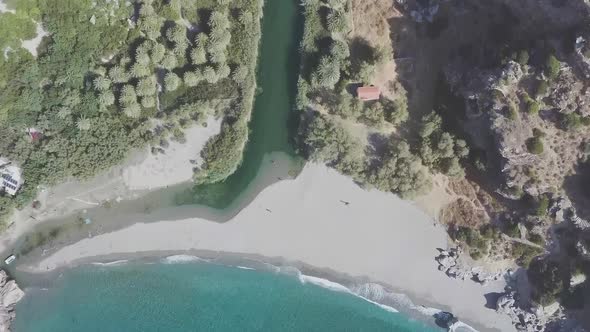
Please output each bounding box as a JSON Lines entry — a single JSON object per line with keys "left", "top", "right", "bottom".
{"left": 14, "top": 262, "right": 441, "bottom": 332}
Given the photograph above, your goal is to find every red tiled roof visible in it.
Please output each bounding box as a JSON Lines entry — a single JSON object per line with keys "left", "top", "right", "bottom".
{"left": 29, "top": 131, "right": 42, "bottom": 141}
{"left": 357, "top": 86, "right": 380, "bottom": 101}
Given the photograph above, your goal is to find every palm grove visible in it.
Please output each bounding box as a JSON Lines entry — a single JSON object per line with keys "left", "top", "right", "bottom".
{"left": 0, "top": 0, "right": 262, "bottom": 226}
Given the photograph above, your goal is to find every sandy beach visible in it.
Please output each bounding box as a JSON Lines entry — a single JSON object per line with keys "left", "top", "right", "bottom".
{"left": 26, "top": 164, "right": 515, "bottom": 332}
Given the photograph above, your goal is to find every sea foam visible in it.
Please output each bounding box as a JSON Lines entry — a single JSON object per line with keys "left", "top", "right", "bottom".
{"left": 91, "top": 260, "right": 128, "bottom": 266}
{"left": 296, "top": 271, "right": 400, "bottom": 313}
{"left": 162, "top": 255, "right": 210, "bottom": 264}
{"left": 94, "top": 256, "right": 478, "bottom": 331}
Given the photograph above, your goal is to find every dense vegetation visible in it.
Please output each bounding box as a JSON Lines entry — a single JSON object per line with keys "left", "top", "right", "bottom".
{"left": 294, "top": 0, "right": 468, "bottom": 199}
{"left": 0, "top": 0, "right": 262, "bottom": 226}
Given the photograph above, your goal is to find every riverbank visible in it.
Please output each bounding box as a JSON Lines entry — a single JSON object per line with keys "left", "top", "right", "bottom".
{"left": 0, "top": 119, "right": 221, "bottom": 255}
{"left": 21, "top": 163, "right": 515, "bottom": 332}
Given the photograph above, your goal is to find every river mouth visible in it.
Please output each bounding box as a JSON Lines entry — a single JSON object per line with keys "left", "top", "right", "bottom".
{"left": 7, "top": 0, "right": 305, "bottom": 269}
{"left": 188, "top": 0, "right": 306, "bottom": 209}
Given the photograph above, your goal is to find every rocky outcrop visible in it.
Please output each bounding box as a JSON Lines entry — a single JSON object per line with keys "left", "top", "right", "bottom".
{"left": 495, "top": 291, "right": 554, "bottom": 332}
{"left": 435, "top": 247, "right": 505, "bottom": 284}
{"left": 495, "top": 290, "right": 589, "bottom": 332}
{"left": 433, "top": 311, "right": 458, "bottom": 329}
{"left": 493, "top": 269, "right": 590, "bottom": 332}
{"left": 550, "top": 196, "right": 590, "bottom": 230}
{"left": 0, "top": 270, "right": 23, "bottom": 332}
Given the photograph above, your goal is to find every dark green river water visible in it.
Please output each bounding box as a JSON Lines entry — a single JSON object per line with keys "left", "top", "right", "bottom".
{"left": 189, "top": 0, "right": 304, "bottom": 208}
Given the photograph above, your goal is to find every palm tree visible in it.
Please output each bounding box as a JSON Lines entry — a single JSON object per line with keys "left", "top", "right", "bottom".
{"left": 164, "top": 72, "right": 181, "bottom": 92}
{"left": 93, "top": 77, "right": 112, "bottom": 91}
{"left": 77, "top": 117, "right": 91, "bottom": 131}
{"left": 109, "top": 65, "right": 128, "bottom": 83}
{"left": 123, "top": 103, "right": 142, "bottom": 118}
{"left": 57, "top": 107, "right": 71, "bottom": 119}
{"left": 99, "top": 91, "right": 115, "bottom": 107}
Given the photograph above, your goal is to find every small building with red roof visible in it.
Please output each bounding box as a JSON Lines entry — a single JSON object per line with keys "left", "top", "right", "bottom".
{"left": 356, "top": 86, "right": 381, "bottom": 101}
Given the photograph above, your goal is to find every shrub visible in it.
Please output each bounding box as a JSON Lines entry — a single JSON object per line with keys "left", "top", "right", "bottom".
{"left": 535, "top": 80, "right": 549, "bottom": 98}
{"left": 562, "top": 113, "right": 583, "bottom": 130}
{"left": 528, "top": 259, "right": 562, "bottom": 305}
{"left": 517, "top": 50, "right": 529, "bottom": 66}
{"left": 359, "top": 102, "right": 385, "bottom": 127}
{"left": 383, "top": 97, "right": 408, "bottom": 125}
{"left": 506, "top": 185, "right": 524, "bottom": 198}
{"left": 480, "top": 224, "right": 501, "bottom": 240}
{"left": 418, "top": 112, "right": 468, "bottom": 176}
{"left": 469, "top": 248, "right": 483, "bottom": 260}
{"left": 526, "top": 137, "right": 544, "bottom": 154}
{"left": 528, "top": 232, "right": 544, "bottom": 245}
{"left": 508, "top": 104, "right": 518, "bottom": 120}
{"left": 526, "top": 99, "right": 539, "bottom": 115}
{"left": 503, "top": 222, "right": 520, "bottom": 238}
{"left": 545, "top": 54, "right": 561, "bottom": 80}
{"left": 535, "top": 195, "right": 550, "bottom": 216}
{"left": 454, "top": 226, "right": 489, "bottom": 251}
{"left": 513, "top": 242, "right": 543, "bottom": 267}
{"left": 532, "top": 128, "right": 545, "bottom": 138}
{"left": 195, "top": 123, "right": 248, "bottom": 184}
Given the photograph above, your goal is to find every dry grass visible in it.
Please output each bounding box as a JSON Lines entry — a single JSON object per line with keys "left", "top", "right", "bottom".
{"left": 350, "top": 0, "right": 402, "bottom": 99}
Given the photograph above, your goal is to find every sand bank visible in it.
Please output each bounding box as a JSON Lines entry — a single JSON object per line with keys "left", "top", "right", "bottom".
{"left": 0, "top": 120, "right": 221, "bottom": 253}
{"left": 29, "top": 164, "right": 515, "bottom": 332}
{"left": 0, "top": 0, "right": 14, "bottom": 14}
{"left": 122, "top": 120, "right": 221, "bottom": 190}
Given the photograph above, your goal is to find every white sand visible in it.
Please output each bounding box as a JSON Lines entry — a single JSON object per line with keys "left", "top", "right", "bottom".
{"left": 21, "top": 22, "right": 48, "bottom": 57}
{"left": 0, "top": 0, "right": 48, "bottom": 57}
{"left": 122, "top": 119, "right": 221, "bottom": 190}
{"left": 0, "top": 0, "right": 15, "bottom": 14}
{"left": 0, "top": 121, "right": 220, "bottom": 252}
{"left": 32, "top": 164, "right": 515, "bottom": 331}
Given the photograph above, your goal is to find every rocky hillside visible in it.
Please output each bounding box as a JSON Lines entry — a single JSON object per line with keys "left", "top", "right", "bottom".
{"left": 431, "top": 0, "right": 590, "bottom": 330}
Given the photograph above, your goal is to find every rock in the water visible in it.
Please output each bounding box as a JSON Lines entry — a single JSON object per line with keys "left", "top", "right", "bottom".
{"left": 0, "top": 270, "right": 23, "bottom": 332}
{"left": 433, "top": 311, "right": 459, "bottom": 329}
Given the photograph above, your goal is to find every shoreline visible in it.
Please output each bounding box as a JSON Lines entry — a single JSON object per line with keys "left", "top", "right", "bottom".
{"left": 17, "top": 164, "right": 515, "bottom": 332}
{"left": 18, "top": 251, "right": 475, "bottom": 331}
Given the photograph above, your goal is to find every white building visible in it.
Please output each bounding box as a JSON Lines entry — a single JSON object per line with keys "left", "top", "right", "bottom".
{"left": 0, "top": 157, "right": 23, "bottom": 196}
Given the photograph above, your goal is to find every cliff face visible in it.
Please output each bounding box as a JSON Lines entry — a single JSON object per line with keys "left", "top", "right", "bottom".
{"left": 418, "top": 0, "right": 590, "bottom": 330}
{"left": 0, "top": 270, "right": 23, "bottom": 332}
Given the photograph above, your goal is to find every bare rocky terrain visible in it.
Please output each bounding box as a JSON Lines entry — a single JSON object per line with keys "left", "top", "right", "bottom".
{"left": 392, "top": 0, "right": 590, "bottom": 330}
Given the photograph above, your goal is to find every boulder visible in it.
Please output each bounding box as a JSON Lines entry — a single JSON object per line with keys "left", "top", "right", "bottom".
{"left": 433, "top": 311, "right": 459, "bottom": 329}
{"left": 0, "top": 270, "right": 23, "bottom": 332}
